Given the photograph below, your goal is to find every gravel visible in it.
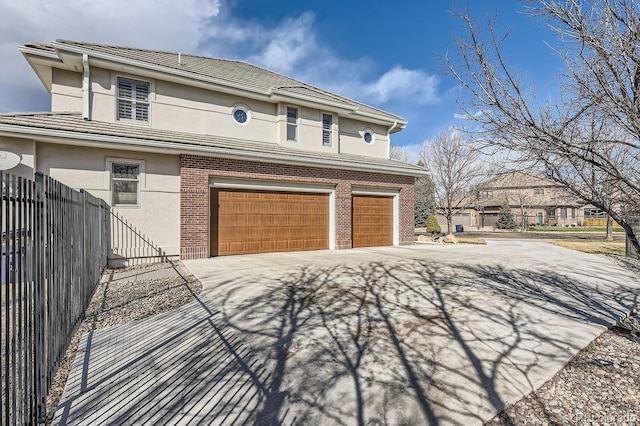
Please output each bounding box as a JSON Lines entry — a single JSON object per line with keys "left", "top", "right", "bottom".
{"left": 485, "top": 254, "right": 640, "bottom": 425}
{"left": 45, "top": 261, "right": 202, "bottom": 425}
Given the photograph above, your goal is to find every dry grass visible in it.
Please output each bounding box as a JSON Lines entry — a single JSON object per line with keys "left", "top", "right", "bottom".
{"left": 546, "top": 239, "right": 626, "bottom": 255}
{"left": 456, "top": 236, "right": 487, "bottom": 245}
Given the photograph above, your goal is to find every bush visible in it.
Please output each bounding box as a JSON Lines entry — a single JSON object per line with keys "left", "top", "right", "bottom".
{"left": 496, "top": 204, "right": 516, "bottom": 230}
{"left": 426, "top": 214, "right": 441, "bottom": 234}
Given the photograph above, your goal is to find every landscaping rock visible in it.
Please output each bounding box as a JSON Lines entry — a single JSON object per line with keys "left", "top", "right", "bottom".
{"left": 443, "top": 233, "right": 458, "bottom": 244}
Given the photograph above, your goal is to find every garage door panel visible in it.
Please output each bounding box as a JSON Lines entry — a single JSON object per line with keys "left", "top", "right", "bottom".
{"left": 212, "top": 189, "right": 329, "bottom": 256}
{"left": 352, "top": 195, "right": 393, "bottom": 248}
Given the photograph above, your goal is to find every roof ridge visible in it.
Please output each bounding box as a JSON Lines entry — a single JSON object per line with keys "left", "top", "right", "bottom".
{"left": 0, "top": 111, "right": 80, "bottom": 118}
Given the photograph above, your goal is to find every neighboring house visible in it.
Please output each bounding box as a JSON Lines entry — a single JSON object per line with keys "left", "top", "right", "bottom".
{"left": 436, "top": 171, "right": 595, "bottom": 230}
{"left": 0, "top": 40, "right": 426, "bottom": 261}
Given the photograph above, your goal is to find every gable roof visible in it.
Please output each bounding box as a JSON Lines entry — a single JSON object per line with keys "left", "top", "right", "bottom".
{"left": 0, "top": 112, "right": 427, "bottom": 177}
{"left": 20, "top": 40, "right": 406, "bottom": 129}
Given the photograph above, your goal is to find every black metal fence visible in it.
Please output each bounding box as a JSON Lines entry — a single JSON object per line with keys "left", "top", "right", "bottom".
{"left": 627, "top": 216, "right": 640, "bottom": 259}
{"left": 109, "top": 211, "right": 170, "bottom": 267}
{"left": 1, "top": 172, "right": 108, "bottom": 425}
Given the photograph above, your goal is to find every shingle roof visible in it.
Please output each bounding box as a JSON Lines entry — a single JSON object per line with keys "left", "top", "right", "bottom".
{"left": 25, "top": 40, "right": 404, "bottom": 124}
{"left": 0, "top": 112, "right": 426, "bottom": 176}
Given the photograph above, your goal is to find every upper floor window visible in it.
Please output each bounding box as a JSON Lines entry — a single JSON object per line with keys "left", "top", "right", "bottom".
{"left": 111, "top": 161, "right": 141, "bottom": 207}
{"left": 480, "top": 190, "right": 493, "bottom": 199}
{"left": 534, "top": 188, "right": 544, "bottom": 195}
{"left": 363, "top": 129, "right": 374, "bottom": 144}
{"left": 232, "top": 104, "right": 251, "bottom": 125}
{"left": 322, "top": 113, "right": 332, "bottom": 146}
{"left": 287, "top": 106, "right": 298, "bottom": 141}
{"left": 117, "top": 77, "right": 149, "bottom": 123}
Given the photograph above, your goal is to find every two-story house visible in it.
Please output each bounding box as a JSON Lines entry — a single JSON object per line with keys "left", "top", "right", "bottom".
{"left": 0, "top": 40, "right": 426, "bottom": 261}
{"left": 474, "top": 171, "right": 586, "bottom": 228}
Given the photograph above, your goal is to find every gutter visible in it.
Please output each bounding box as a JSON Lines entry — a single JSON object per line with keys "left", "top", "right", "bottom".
{"left": 82, "top": 54, "right": 90, "bottom": 120}
{"left": 0, "top": 124, "right": 429, "bottom": 177}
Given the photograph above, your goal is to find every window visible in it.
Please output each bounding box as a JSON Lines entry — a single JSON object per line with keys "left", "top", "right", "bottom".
{"left": 534, "top": 188, "right": 544, "bottom": 195}
{"left": 560, "top": 207, "right": 567, "bottom": 219}
{"left": 480, "top": 190, "right": 493, "bottom": 199}
{"left": 585, "top": 208, "right": 606, "bottom": 218}
{"left": 111, "top": 162, "right": 140, "bottom": 207}
{"left": 234, "top": 109, "right": 248, "bottom": 124}
{"left": 322, "top": 113, "right": 332, "bottom": 146}
{"left": 547, "top": 208, "right": 556, "bottom": 218}
{"left": 117, "top": 77, "right": 149, "bottom": 122}
{"left": 286, "top": 106, "right": 298, "bottom": 141}
{"left": 571, "top": 208, "right": 576, "bottom": 219}
{"left": 232, "top": 105, "right": 251, "bottom": 125}
{"left": 363, "top": 129, "right": 374, "bottom": 144}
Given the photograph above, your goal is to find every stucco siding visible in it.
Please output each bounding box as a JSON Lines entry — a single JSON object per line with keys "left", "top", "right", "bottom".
{"left": 36, "top": 143, "right": 181, "bottom": 255}
{"left": 0, "top": 137, "right": 35, "bottom": 179}
{"left": 338, "top": 118, "right": 389, "bottom": 158}
{"left": 51, "top": 68, "right": 83, "bottom": 112}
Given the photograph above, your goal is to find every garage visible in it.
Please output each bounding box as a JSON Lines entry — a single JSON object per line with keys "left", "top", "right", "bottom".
{"left": 210, "top": 189, "right": 329, "bottom": 256}
{"left": 352, "top": 195, "right": 394, "bottom": 248}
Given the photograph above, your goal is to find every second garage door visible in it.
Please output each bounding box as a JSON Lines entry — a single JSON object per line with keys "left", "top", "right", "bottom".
{"left": 210, "top": 189, "right": 329, "bottom": 256}
{"left": 352, "top": 195, "right": 394, "bottom": 248}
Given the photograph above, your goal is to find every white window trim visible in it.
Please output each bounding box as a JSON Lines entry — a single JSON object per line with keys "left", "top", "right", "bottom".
{"left": 107, "top": 157, "right": 145, "bottom": 209}
{"left": 115, "top": 74, "right": 152, "bottom": 126}
{"left": 286, "top": 105, "right": 299, "bottom": 142}
{"left": 232, "top": 103, "right": 252, "bottom": 126}
{"left": 362, "top": 128, "right": 375, "bottom": 144}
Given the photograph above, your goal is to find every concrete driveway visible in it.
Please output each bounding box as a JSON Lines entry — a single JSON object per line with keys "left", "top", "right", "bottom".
{"left": 54, "top": 240, "right": 640, "bottom": 425}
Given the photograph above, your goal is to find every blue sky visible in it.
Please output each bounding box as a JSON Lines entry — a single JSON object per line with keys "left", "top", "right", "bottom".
{"left": 0, "top": 0, "right": 562, "bottom": 152}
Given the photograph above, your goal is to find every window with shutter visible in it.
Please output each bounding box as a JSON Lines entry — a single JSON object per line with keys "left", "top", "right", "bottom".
{"left": 117, "top": 77, "right": 149, "bottom": 122}
{"left": 286, "top": 106, "right": 298, "bottom": 141}
{"left": 322, "top": 113, "right": 332, "bottom": 146}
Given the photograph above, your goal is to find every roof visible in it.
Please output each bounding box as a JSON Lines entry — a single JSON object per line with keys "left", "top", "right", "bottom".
{"left": 0, "top": 112, "right": 427, "bottom": 177}
{"left": 20, "top": 40, "right": 405, "bottom": 128}
{"left": 477, "top": 171, "right": 582, "bottom": 207}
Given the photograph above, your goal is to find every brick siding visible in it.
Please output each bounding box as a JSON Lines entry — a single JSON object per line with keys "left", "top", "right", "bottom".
{"left": 180, "top": 154, "right": 415, "bottom": 259}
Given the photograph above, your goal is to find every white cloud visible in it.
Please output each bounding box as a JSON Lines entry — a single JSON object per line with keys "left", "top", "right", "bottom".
{"left": 0, "top": 0, "right": 440, "bottom": 114}
{"left": 0, "top": 0, "right": 221, "bottom": 111}
{"left": 247, "top": 12, "right": 316, "bottom": 75}
{"left": 453, "top": 110, "right": 485, "bottom": 120}
{"left": 365, "top": 66, "right": 440, "bottom": 105}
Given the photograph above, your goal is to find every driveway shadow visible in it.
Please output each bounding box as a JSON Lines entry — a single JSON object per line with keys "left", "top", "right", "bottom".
{"left": 54, "top": 253, "right": 639, "bottom": 425}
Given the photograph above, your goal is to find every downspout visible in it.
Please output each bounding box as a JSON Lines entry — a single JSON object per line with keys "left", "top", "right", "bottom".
{"left": 82, "top": 54, "right": 90, "bottom": 120}
{"left": 386, "top": 121, "right": 398, "bottom": 159}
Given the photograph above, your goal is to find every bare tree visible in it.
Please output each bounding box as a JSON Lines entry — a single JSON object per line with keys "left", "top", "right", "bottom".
{"left": 446, "top": 0, "right": 640, "bottom": 255}
{"left": 389, "top": 144, "right": 414, "bottom": 163}
{"left": 419, "top": 132, "right": 485, "bottom": 234}
{"left": 390, "top": 143, "right": 436, "bottom": 227}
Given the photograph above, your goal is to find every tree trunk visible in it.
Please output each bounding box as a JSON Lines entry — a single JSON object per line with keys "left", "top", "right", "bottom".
{"left": 447, "top": 216, "right": 453, "bottom": 235}
{"left": 605, "top": 215, "right": 613, "bottom": 241}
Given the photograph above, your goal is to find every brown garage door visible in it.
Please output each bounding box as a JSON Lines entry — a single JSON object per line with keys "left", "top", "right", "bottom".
{"left": 210, "top": 189, "right": 329, "bottom": 256}
{"left": 352, "top": 195, "right": 393, "bottom": 248}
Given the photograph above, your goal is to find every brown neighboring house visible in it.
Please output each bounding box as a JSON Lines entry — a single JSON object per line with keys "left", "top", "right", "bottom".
{"left": 437, "top": 171, "right": 609, "bottom": 230}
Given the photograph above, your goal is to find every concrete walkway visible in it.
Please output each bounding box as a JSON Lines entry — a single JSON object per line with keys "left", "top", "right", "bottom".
{"left": 53, "top": 240, "right": 640, "bottom": 425}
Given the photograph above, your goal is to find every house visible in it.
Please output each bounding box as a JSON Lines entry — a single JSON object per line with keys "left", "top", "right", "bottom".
{"left": 474, "top": 172, "right": 586, "bottom": 228}
{"left": 436, "top": 171, "right": 595, "bottom": 230}
{"left": 0, "top": 40, "right": 426, "bottom": 262}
